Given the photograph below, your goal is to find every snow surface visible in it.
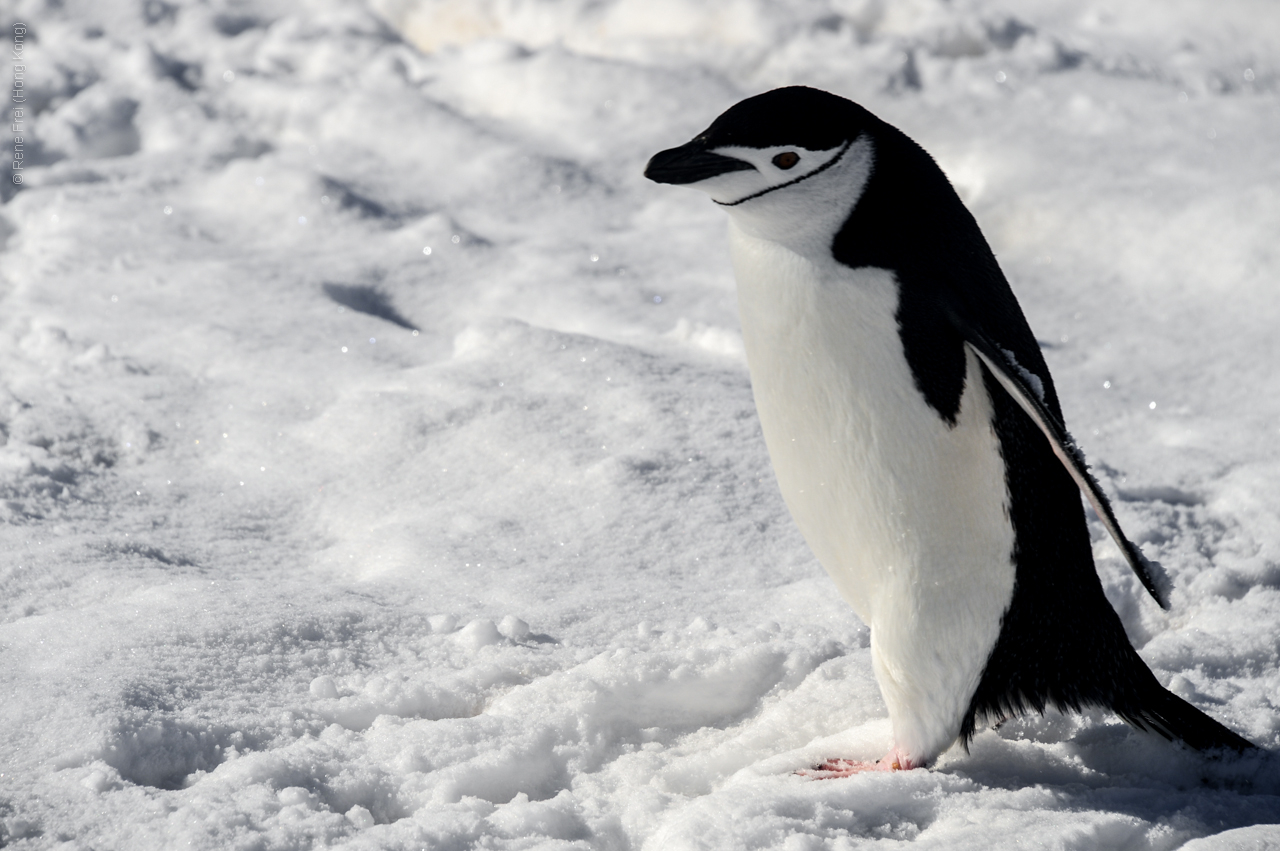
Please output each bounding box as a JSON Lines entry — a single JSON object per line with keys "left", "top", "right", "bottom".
{"left": 2, "top": 0, "right": 1280, "bottom": 847}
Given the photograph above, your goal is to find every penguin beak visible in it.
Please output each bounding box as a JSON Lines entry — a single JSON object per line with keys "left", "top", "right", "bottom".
{"left": 644, "top": 141, "right": 756, "bottom": 185}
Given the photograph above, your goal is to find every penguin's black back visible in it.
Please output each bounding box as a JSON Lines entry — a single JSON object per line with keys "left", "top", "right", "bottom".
{"left": 822, "top": 95, "right": 1254, "bottom": 753}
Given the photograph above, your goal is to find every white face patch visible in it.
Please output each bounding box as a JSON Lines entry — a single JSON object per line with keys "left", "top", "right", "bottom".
{"left": 689, "top": 143, "right": 850, "bottom": 207}
{"left": 699, "top": 136, "right": 875, "bottom": 260}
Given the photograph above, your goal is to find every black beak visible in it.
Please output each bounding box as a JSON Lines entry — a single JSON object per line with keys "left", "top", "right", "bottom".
{"left": 644, "top": 141, "right": 756, "bottom": 185}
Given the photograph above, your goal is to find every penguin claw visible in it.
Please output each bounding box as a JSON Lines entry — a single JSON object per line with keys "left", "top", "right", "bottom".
{"left": 798, "top": 751, "right": 916, "bottom": 778}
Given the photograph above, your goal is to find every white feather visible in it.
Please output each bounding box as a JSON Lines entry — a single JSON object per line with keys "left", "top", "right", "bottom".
{"left": 701, "top": 136, "right": 1018, "bottom": 764}
{"left": 730, "top": 230, "right": 1016, "bottom": 763}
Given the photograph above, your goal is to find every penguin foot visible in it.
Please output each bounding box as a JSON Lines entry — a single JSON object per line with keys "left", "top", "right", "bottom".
{"left": 799, "top": 750, "right": 916, "bottom": 778}
{"left": 799, "top": 758, "right": 879, "bottom": 778}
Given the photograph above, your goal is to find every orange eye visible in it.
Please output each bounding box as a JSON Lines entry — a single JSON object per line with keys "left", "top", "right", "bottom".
{"left": 772, "top": 151, "right": 800, "bottom": 170}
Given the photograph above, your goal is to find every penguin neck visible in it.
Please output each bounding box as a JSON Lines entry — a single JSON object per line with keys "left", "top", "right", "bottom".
{"left": 720, "top": 135, "right": 875, "bottom": 261}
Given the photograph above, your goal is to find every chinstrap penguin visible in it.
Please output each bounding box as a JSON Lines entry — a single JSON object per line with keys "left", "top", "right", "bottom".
{"left": 644, "top": 86, "right": 1257, "bottom": 771}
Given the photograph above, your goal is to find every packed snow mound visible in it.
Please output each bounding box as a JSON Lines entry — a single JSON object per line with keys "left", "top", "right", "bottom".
{"left": 1, "top": 0, "right": 1279, "bottom": 848}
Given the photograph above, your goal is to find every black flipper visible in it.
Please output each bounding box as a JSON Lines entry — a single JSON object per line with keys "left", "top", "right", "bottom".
{"left": 962, "top": 334, "right": 1172, "bottom": 610}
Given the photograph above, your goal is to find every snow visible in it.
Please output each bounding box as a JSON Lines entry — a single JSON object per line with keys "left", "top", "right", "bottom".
{"left": 1, "top": 0, "right": 1279, "bottom": 847}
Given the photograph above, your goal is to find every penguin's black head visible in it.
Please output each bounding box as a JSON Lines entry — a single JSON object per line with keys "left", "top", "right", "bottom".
{"left": 644, "top": 86, "right": 874, "bottom": 208}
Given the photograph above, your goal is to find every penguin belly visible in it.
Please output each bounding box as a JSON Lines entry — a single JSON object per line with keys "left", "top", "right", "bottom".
{"left": 730, "top": 225, "right": 1016, "bottom": 764}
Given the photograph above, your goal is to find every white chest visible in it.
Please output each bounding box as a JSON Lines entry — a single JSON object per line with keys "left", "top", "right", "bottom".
{"left": 729, "top": 223, "right": 1017, "bottom": 758}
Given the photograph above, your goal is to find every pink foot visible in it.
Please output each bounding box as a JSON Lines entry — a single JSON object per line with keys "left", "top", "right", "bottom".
{"left": 797, "top": 749, "right": 917, "bottom": 778}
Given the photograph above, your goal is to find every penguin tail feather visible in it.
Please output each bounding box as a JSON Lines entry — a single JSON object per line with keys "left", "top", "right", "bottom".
{"left": 1119, "top": 684, "right": 1258, "bottom": 754}
{"left": 962, "top": 685, "right": 1257, "bottom": 756}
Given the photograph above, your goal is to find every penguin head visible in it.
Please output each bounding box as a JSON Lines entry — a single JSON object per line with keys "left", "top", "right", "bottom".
{"left": 645, "top": 86, "right": 877, "bottom": 255}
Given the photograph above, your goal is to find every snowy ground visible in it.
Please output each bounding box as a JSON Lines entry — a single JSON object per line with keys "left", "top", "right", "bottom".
{"left": 2, "top": 0, "right": 1279, "bottom": 847}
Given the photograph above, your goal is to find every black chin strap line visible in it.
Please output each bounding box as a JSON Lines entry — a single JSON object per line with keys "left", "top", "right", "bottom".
{"left": 714, "top": 138, "right": 855, "bottom": 207}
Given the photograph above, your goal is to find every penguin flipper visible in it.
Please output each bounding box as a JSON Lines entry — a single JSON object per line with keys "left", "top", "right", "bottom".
{"left": 962, "top": 336, "right": 1173, "bottom": 610}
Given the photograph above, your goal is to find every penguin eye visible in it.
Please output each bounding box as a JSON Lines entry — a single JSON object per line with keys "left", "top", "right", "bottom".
{"left": 772, "top": 151, "right": 800, "bottom": 170}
